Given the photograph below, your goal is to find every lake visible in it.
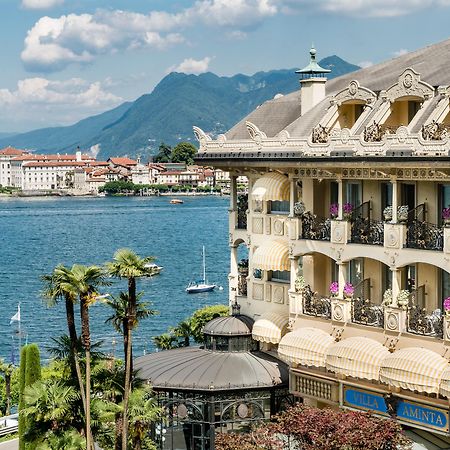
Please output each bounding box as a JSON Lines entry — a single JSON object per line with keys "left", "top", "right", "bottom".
{"left": 0, "top": 195, "right": 230, "bottom": 363}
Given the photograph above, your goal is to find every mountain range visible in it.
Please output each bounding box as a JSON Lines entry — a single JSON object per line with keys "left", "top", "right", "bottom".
{"left": 0, "top": 56, "right": 359, "bottom": 160}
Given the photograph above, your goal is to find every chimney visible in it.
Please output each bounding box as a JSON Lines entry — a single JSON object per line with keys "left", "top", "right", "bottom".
{"left": 76, "top": 146, "right": 82, "bottom": 162}
{"left": 296, "top": 45, "right": 331, "bottom": 116}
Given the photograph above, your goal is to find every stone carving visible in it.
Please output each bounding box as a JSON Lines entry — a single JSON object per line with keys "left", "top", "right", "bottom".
{"left": 278, "top": 129, "right": 290, "bottom": 146}
{"left": 422, "top": 120, "right": 449, "bottom": 141}
{"left": 273, "top": 219, "right": 284, "bottom": 235}
{"left": 192, "top": 126, "right": 211, "bottom": 149}
{"left": 333, "top": 80, "right": 376, "bottom": 106}
{"left": 396, "top": 126, "right": 408, "bottom": 143}
{"left": 332, "top": 303, "right": 344, "bottom": 322}
{"left": 312, "top": 124, "right": 330, "bottom": 143}
{"left": 364, "top": 121, "right": 384, "bottom": 142}
{"left": 386, "top": 312, "right": 399, "bottom": 331}
{"left": 386, "top": 68, "right": 434, "bottom": 102}
{"left": 245, "top": 121, "right": 267, "bottom": 144}
{"left": 340, "top": 128, "right": 351, "bottom": 144}
{"left": 217, "top": 134, "right": 227, "bottom": 147}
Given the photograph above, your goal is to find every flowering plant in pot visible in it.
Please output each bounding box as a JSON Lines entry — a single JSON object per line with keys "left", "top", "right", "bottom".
{"left": 444, "top": 297, "right": 450, "bottom": 317}
{"left": 442, "top": 207, "right": 450, "bottom": 226}
{"left": 329, "top": 281, "right": 339, "bottom": 297}
{"left": 383, "top": 206, "right": 393, "bottom": 221}
{"left": 295, "top": 275, "right": 306, "bottom": 293}
{"left": 397, "top": 289, "right": 410, "bottom": 308}
{"left": 293, "top": 201, "right": 306, "bottom": 217}
{"left": 329, "top": 203, "right": 339, "bottom": 219}
{"left": 343, "top": 203, "right": 354, "bottom": 220}
{"left": 343, "top": 282, "right": 354, "bottom": 298}
{"left": 397, "top": 205, "right": 409, "bottom": 222}
{"left": 382, "top": 288, "right": 393, "bottom": 306}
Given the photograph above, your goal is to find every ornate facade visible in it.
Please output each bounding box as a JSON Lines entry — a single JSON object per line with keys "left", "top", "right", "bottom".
{"left": 194, "top": 43, "right": 450, "bottom": 443}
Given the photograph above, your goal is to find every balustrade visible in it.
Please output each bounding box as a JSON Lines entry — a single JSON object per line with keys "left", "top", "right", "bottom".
{"left": 351, "top": 279, "right": 384, "bottom": 327}
{"left": 406, "top": 220, "right": 443, "bottom": 251}
{"left": 302, "top": 285, "right": 331, "bottom": 319}
{"left": 301, "top": 212, "right": 331, "bottom": 241}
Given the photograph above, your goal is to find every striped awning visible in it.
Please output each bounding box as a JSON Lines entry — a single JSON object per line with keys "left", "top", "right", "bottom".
{"left": 252, "top": 313, "right": 289, "bottom": 344}
{"left": 252, "top": 240, "right": 290, "bottom": 272}
{"left": 278, "top": 327, "right": 334, "bottom": 368}
{"left": 252, "top": 172, "right": 290, "bottom": 201}
{"left": 439, "top": 367, "right": 450, "bottom": 398}
{"left": 326, "top": 337, "right": 390, "bottom": 381}
{"left": 380, "top": 347, "right": 448, "bottom": 394}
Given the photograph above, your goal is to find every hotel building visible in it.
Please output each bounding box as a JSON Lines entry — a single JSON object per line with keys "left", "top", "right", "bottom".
{"left": 195, "top": 41, "right": 450, "bottom": 445}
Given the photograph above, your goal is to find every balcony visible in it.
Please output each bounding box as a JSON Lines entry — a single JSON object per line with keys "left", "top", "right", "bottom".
{"left": 350, "top": 279, "right": 384, "bottom": 328}
{"left": 301, "top": 212, "right": 331, "bottom": 241}
{"left": 406, "top": 285, "right": 443, "bottom": 338}
{"left": 350, "top": 202, "right": 384, "bottom": 246}
{"left": 405, "top": 204, "right": 444, "bottom": 251}
{"left": 302, "top": 285, "right": 331, "bottom": 319}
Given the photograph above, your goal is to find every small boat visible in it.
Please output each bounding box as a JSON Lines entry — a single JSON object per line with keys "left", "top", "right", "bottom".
{"left": 170, "top": 199, "right": 184, "bottom": 204}
{"left": 144, "top": 263, "right": 163, "bottom": 274}
{"left": 186, "top": 246, "right": 216, "bottom": 294}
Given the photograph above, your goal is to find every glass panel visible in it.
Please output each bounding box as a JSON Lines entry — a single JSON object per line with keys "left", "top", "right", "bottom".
{"left": 382, "top": 265, "right": 392, "bottom": 291}
{"left": 401, "top": 184, "right": 416, "bottom": 211}
{"left": 349, "top": 258, "right": 363, "bottom": 286}
{"left": 440, "top": 184, "right": 450, "bottom": 225}
{"left": 330, "top": 181, "right": 338, "bottom": 205}
{"left": 346, "top": 182, "right": 361, "bottom": 207}
{"left": 269, "top": 200, "right": 289, "bottom": 214}
{"left": 269, "top": 270, "right": 290, "bottom": 283}
{"left": 381, "top": 182, "right": 392, "bottom": 211}
{"left": 442, "top": 271, "right": 450, "bottom": 302}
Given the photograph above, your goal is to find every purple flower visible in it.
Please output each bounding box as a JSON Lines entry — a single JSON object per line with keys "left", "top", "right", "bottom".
{"left": 444, "top": 297, "right": 450, "bottom": 311}
{"left": 329, "top": 281, "right": 339, "bottom": 295}
{"left": 329, "top": 203, "right": 339, "bottom": 218}
{"left": 343, "top": 282, "right": 354, "bottom": 296}
{"left": 442, "top": 207, "right": 450, "bottom": 220}
{"left": 343, "top": 203, "right": 354, "bottom": 215}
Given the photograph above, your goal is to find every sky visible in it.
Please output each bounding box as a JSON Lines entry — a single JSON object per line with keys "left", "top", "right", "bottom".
{"left": 2, "top": 0, "right": 450, "bottom": 133}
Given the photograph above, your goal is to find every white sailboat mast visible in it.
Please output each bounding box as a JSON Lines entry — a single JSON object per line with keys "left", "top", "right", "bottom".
{"left": 202, "top": 245, "right": 206, "bottom": 282}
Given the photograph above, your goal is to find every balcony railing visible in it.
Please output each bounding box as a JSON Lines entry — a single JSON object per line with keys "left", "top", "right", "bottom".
{"left": 351, "top": 278, "right": 384, "bottom": 328}
{"left": 406, "top": 285, "right": 443, "bottom": 338}
{"left": 406, "top": 220, "right": 443, "bottom": 251}
{"left": 237, "top": 194, "right": 248, "bottom": 229}
{"left": 302, "top": 286, "right": 331, "bottom": 319}
{"left": 301, "top": 212, "right": 331, "bottom": 241}
{"left": 351, "top": 218, "right": 384, "bottom": 245}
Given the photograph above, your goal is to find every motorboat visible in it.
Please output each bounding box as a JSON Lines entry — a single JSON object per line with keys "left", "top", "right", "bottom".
{"left": 186, "top": 246, "right": 216, "bottom": 293}
{"left": 144, "top": 263, "right": 163, "bottom": 274}
{"left": 170, "top": 199, "right": 184, "bottom": 204}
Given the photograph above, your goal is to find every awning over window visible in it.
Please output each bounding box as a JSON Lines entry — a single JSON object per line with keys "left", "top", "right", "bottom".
{"left": 278, "top": 327, "right": 334, "bottom": 368}
{"left": 252, "top": 313, "right": 289, "bottom": 344}
{"left": 251, "top": 172, "right": 290, "bottom": 201}
{"left": 380, "top": 347, "right": 448, "bottom": 394}
{"left": 252, "top": 240, "right": 290, "bottom": 272}
{"left": 326, "top": 337, "right": 390, "bottom": 381}
{"left": 439, "top": 367, "right": 450, "bottom": 399}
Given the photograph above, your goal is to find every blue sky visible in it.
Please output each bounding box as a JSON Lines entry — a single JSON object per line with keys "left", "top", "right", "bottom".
{"left": 2, "top": 0, "right": 450, "bottom": 132}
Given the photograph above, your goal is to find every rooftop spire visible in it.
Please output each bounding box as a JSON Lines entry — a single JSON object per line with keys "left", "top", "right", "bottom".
{"left": 296, "top": 45, "right": 331, "bottom": 79}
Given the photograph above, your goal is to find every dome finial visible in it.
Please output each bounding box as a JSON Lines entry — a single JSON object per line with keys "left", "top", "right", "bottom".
{"left": 296, "top": 44, "right": 331, "bottom": 78}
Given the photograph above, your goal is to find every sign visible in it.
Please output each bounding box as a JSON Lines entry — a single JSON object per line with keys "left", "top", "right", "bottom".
{"left": 343, "top": 387, "right": 449, "bottom": 433}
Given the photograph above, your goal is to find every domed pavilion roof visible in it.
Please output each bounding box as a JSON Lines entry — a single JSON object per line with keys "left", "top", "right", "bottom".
{"left": 135, "top": 347, "right": 288, "bottom": 392}
{"left": 202, "top": 314, "right": 254, "bottom": 336}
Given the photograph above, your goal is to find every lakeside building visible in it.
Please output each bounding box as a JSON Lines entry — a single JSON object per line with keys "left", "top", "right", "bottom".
{"left": 0, "top": 147, "right": 30, "bottom": 187}
{"left": 194, "top": 41, "right": 450, "bottom": 447}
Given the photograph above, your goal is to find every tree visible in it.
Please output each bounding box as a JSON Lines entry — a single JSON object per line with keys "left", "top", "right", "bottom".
{"left": 106, "top": 248, "right": 158, "bottom": 450}
{"left": 170, "top": 142, "right": 197, "bottom": 165}
{"left": 18, "top": 346, "right": 27, "bottom": 450}
{"left": 190, "top": 304, "right": 229, "bottom": 343}
{"left": 0, "top": 359, "right": 14, "bottom": 415}
{"left": 171, "top": 319, "right": 192, "bottom": 347}
{"left": 152, "top": 333, "right": 178, "bottom": 351}
{"left": 153, "top": 142, "right": 172, "bottom": 163}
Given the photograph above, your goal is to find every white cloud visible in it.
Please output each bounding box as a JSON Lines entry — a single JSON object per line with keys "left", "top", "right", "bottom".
{"left": 392, "top": 48, "right": 408, "bottom": 57}
{"left": 0, "top": 77, "right": 122, "bottom": 128}
{"left": 168, "top": 57, "right": 212, "bottom": 75}
{"left": 22, "top": 0, "right": 63, "bottom": 9}
{"left": 358, "top": 61, "right": 373, "bottom": 68}
{"left": 22, "top": 1, "right": 277, "bottom": 72}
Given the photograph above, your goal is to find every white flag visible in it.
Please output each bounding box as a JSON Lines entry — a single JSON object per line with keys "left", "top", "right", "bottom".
{"left": 10, "top": 305, "right": 20, "bottom": 324}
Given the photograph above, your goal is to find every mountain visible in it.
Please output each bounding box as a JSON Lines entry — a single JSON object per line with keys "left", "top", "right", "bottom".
{"left": 0, "top": 56, "right": 359, "bottom": 160}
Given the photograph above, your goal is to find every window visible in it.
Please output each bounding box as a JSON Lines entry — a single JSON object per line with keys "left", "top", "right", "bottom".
{"left": 439, "top": 184, "right": 450, "bottom": 226}
{"left": 269, "top": 200, "right": 289, "bottom": 214}
{"left": 349, "top": 259, "right": 363, "bottom": 287}
{"left": 346, "top": 182, "right": 361, "bottom": 208}
{"left": 381, "top": 183, "right": 392, "bottom": 212}
{"left": 330, "top": 181, "right": 338, "bottom": 205}
{"left": 269, "top": 270, "right": 290, "bottom": 283}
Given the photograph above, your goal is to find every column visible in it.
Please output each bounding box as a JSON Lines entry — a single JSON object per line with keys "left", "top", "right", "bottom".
{"left": 229, "top": 245, "right": 238, "bottom": 306}
{"left": 391, "top": 268, "right": 402, "bottom": 306}
{"left": 337, "top": 178, "right": 344, "bottom": 220}
{"left": 290, "top": 256, "right": 298, "bottom": 290}
{"left": 289, "top": 176, "right": 297, "bottom": 218}
{"left": 229, "top": 173, "right": 237, "bottom": 211}
{"left": 337, "top": 262, "right": 348, "bottom": 298}
{"left": 391, "top": 178, "right": 399, "bottom": 223}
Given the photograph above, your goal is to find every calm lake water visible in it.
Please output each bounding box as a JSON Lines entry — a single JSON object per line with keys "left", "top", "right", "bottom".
{"left": 0, "top": 195, "right": 230, "bottom": 363}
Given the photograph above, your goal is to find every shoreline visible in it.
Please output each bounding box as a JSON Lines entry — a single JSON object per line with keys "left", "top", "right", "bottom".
{"left": 0, "top": 191, "right": 229, "bottom": 199}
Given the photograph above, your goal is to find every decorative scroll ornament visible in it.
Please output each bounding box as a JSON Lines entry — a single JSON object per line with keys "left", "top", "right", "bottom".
{"left": 386, "top": 68, "right": 434, "bottom": 102}
{"left": 312, "top": 124, "right": 330, "bottom": 143}
{"left": 217, "top": 134, "right": 227, "bottom": 147}
{"left": 245, "top": 121, "right": 267, "bottom": 144}
{"left": 333, "top": 80, "right": 376, "bottom": 106}
{"left": 277, "top": 129, "right": 290, "bottom": 146}
{"left": 421, "top": 120, "right": 449, "bottom": 141}
{"left": 192, "top": 126, "right": 211, "bottom": 150}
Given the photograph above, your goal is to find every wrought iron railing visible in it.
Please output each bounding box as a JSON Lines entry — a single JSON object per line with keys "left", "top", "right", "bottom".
{"left": 351, "top": 278, "right": 384, "bottom": 327}
{"left": 237, "top": 269, "right": 248, "bottom": 296}
{"left": 407, "top": 286, "right": 443, "bottom": 337}
{"left": 406, "top": 220, "right": 443, "bottom": 251}
{"left": 351, "top": 218, "right": 384, "bottom": 245}
{"left": 301, "top": 212, "right": 331, "bottom": 241}
{"left": 302, "top": 286, "right": 331, "bottom": 319}
{"left": 237, "top": 194, "right": 248, "bottom": 229}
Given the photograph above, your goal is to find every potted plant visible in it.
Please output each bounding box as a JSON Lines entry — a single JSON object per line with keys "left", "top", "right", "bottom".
{"left": 397, "top": 205, "right": 409, "bottom": 222}
{"left": 397, "top": 289, "right": 410, "bottom": 308}
{"left": 295, "top": 274, "right": 306, "bottom": 293}
{"left": 382, "top": 288, "right": 392, "bottom": 306}
{"left": 442, "top": 207, "right": 450, "bottom": 226}
{"left": 293, "top": 201, "right": 306, "bottom": 217}
{"left": 343, "top": 282, "right": 354, "bottom": 298}
{"left": 343, "top": 203, "right": 354, "bottom": 220}
{"left": 444, "top": 297, "right": 450, "bottom": 317}
{"left": 329, "top": 281, "right": 339, "bottom": 297}
{"left": 329, "top": 203, "right": 339, "bottom": 219}
{"left": 383, "top": 206, "right": 393, "bottom": 221}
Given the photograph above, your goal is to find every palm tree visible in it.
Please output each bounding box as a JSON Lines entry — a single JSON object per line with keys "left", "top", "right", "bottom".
{"left": 106, "top": 248, "right": 157, "bottom": 449}
{"left": 67, "top": 264, "right": 109, "bottom": 450}
{"left": 0, "top": 359, "right": 14, "bottom": 415}
{"left": 171, "top": 319, "right": 192, "bottom": 347}
{"left": 152, "top": 333, "right": 178, "bottom": 350}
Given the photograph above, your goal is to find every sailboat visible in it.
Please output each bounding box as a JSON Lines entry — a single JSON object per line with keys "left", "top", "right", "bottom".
{"left": 186, "top": 246, "right": 216, "bottom": 294}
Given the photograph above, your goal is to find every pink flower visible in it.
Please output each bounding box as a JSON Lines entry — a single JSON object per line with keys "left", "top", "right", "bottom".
{"left": 343, "top": 282, "right": 354, "bottom": 296}
{"left": 329, "top": 281, "right": 339, "bottom": 295}
{"left": 444, "top": 297, "right": 450, "bottom": 311}
{"left": 442, "top": 207, "right": 450, "bottom": 220}
{"left": 329, "top": 203, "right": 339, "bottom": 218}
{"left": 343, "top": 203, "right": 354, "bottom": 215}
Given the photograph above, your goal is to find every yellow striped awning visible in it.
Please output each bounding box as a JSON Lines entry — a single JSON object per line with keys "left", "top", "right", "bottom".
{"left": 439, "top": 367, "right": 450, "bottom": 398}
{"left": 278, "top": 327, "right": 334, "bottom": 368}
{"left": 252, "top": 172, "right": 290, "bottom": 201}
{"left": 252, "top": 313, "right": 289, "bottom": 344}
{"left": 252, "top": 240, "right": 290, "bottom": 272}
{"left": 326, "top": 337, "right": 390, "bottom": 381}
{"left": 380, "top": 347, "right": 448, "bottom": 394}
